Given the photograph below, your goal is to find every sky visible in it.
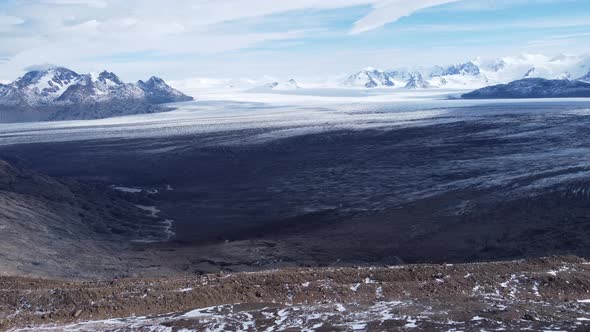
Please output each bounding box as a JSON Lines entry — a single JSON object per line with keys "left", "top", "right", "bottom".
{"left": 0, "top": 0, "right": 589, "bottom": 82}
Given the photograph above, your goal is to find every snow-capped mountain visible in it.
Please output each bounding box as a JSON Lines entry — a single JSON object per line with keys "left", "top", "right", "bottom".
{"left": 345, "top": 53, "right": 590, "bottom": 89}
{"left": 344, "top": 68, "right": 396, "bottom": 88}
{"left": 0, "top": 67, "right": 192, "bottom": 107}
{"left": 440, "top": 61, "right": 481, "bottom": 76}
{"left": 0, "top": 67, "right": 80, "bottom": 106}
{"left": 0, "top": 67, "right": 193, "bottom": 122}
{"left": 405, "top": 73, "right": 431, "bottom": 89}
{"left": 137, "top": 76, "right": 193, "bottom": 103}
{"left": 248, "top": 78, "right": 301, "bottom": 92}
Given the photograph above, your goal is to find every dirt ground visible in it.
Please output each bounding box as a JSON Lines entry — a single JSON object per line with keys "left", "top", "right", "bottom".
{"left": 3, "top": 256, "right": 590, "bottom": 331}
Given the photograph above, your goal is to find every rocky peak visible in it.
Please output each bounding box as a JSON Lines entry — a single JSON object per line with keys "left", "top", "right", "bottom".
{"left": 405, "top": 73, "right": 431, "bottom": 89}
{"left": 1, "top": 66, "right": 193, "bottom": 110}
{"left": 443, "top": 62, "right": 481, "bottom": 76}
{"left": 14, "top": 67, "right": 79, "bottom": 89}
{"left": 523, "top": 67, "right": 536, "bottom": 78}
{"left": 97, "top": 71, "right": 124, "bottom": 86}
{"left": 138, "top": 76, "right": 166, "bottom": 88}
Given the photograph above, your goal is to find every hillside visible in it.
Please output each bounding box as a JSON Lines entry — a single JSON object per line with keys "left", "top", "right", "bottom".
{"left": 462, "top": 78, "right": 590, "bottom": 99}
{"left": 0, "top": 160, "right": 176, "bottom": 278}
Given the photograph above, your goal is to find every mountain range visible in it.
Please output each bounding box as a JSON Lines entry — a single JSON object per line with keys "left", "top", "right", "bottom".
{"left": 170, "top": 54, "right": 590, "bottom": 92}
{"left": 345, "top": 54, "right": 590, "bottom": 89}
{"left": 0, "top": 67, "right": 192, "bottom": 122}
{"left": 2, "top": 54, "right": 590, "bottom": 122}
{"left": 248, "top": 78, "right": 301, "bottom": 92}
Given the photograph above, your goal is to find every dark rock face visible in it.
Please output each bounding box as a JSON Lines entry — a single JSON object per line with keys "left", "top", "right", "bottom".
{"left": 0, "top": 66, "right": 193, "bottom": 122}
{"left": 442, "top": 61, "right": 480, "bottom": 76}
{"left": 523, "top": 67, "right": 536, "bottom": 78}
{"left": 138, "top": 76, "right": 194, "bottom": 104}
{"left": 97, "top": 70, "right": 124, "bottom": 86}
{"left": 55, "top": 76, "right": 97, "bottom": 104}
{"left": 462, "top": 78, "right": 590, "bottom": 99}
{"left": 405, "top": 73, "right": 431, "bottom": 89}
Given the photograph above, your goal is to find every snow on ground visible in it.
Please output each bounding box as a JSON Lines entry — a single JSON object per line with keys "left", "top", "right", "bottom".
{"left": 135, "top": 205, "right": 160, "bottom": 217}
{"left": 134, "top": 205, "right": 175, "bottom": 242}
{"left": 111, "top": 185, "right": 159, "bottom": 194}
{"left": 110, "top": 186, "right": 143, "bottom": 193}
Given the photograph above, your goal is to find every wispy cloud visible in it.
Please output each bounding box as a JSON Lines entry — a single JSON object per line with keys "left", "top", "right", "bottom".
{"left": 526, "top": 31, "right": 590, "bottom": 48}
{"left": 0, "top": 0, "right": 469, "bottom": 78}
{"left": 0, "top": 15, "right": 25, "bottom": 31}
{"left": 0, "top": 0, "right": 587, "bottom": 80}
{"left": 395, "top": 16, "right": 590, "bottom": 33}
{"left": 350, "top": 0, "right": 463, "bottom": 34}
{"left": 36, "top": 0, "right": 109, "bottom": 7}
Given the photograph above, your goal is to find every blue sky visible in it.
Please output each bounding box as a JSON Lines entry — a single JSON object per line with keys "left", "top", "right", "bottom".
{"left": 0, "top": 0, "right": 589, "bottom": 82}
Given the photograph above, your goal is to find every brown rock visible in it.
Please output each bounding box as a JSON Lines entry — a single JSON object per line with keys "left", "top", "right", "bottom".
{"left": 73, "top": 309, "right": 82, "bottom": 318}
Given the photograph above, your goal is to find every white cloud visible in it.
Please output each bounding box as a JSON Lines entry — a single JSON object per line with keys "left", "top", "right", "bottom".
{"left": 350, "top": 0, "right": 463, "bottom": 34}
{"left": 0, "top": 0, "right": 585, "bottom": 81}
{"left": 526, "top": 32, "right": 590, "bottom": 48}
{"left": 37, "top": 0, "right": 109, "bottom": 7}
{"left": 395, "top": 16, "right": 590, "bottom": 33}
{"left": 23, "top": 63, "right": 60, "bottom": 71}
{"left": 0, "top": 0, "right": 469, "bottom": 80}
{"left": 0, "top": 15, "right": 25, "bottom": 32}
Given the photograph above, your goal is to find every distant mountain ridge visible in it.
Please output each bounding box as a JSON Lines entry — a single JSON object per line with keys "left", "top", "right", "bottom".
{"left": 462, "top": 78, "right": 590, "bottom": 99}
{"left": 345, "top": 54, "right": 590, "bottom": 89}
{"left": 248, "top": 78, "right": 301, "bottom": 92}
{"left": 0, "top": 66, "right": 193, "bottom": 122}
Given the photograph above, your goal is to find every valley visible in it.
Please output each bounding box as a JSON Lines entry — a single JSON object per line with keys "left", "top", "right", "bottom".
{"left": 2, "top": 0, "right": 590, "bottom": 330}
{"left": 3, "top": 98, "right": 590, "bottom": 279}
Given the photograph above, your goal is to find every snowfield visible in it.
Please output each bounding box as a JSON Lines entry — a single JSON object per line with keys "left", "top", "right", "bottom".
{"left": 1, "top": 88, "right": 589, "bottom": 147}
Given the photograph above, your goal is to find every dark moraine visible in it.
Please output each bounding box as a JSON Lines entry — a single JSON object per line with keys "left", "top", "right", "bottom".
{"left": 3, "top": 101, "right": 590, "bottom": 269}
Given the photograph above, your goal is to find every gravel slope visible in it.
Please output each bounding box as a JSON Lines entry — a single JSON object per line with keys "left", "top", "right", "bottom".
{"left": 0, "top": 160, "right": 176, "bottom": 278}
{"left": 2, "top": 256, "right": 590, "bottom": 331}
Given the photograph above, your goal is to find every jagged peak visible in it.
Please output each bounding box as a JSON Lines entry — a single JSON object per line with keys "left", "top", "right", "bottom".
{"left": 15, "top": 66, "right": 79, "bottom": 87}
{"left": 146, "top": 76, "right": 166, "bottom": 84}
{"left": 0, "top": 66, "right": 192, "bottom": 109}
{"left": 443, "top": 61, "right": 480, "bottom": 76}
{"left": 98, "top": 70, "right": 122, "bottom": 81}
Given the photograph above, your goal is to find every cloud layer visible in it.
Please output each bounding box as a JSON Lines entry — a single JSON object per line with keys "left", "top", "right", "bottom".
{"left": 0, "top": 0, "right": 588, "bottom": 81}
{"left": 0, "top": 0, "right": 463, "bottom": 78}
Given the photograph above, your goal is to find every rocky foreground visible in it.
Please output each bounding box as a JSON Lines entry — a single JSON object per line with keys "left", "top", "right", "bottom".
{"left": 2, "top": 256, "right": 590, "bottom": 331}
